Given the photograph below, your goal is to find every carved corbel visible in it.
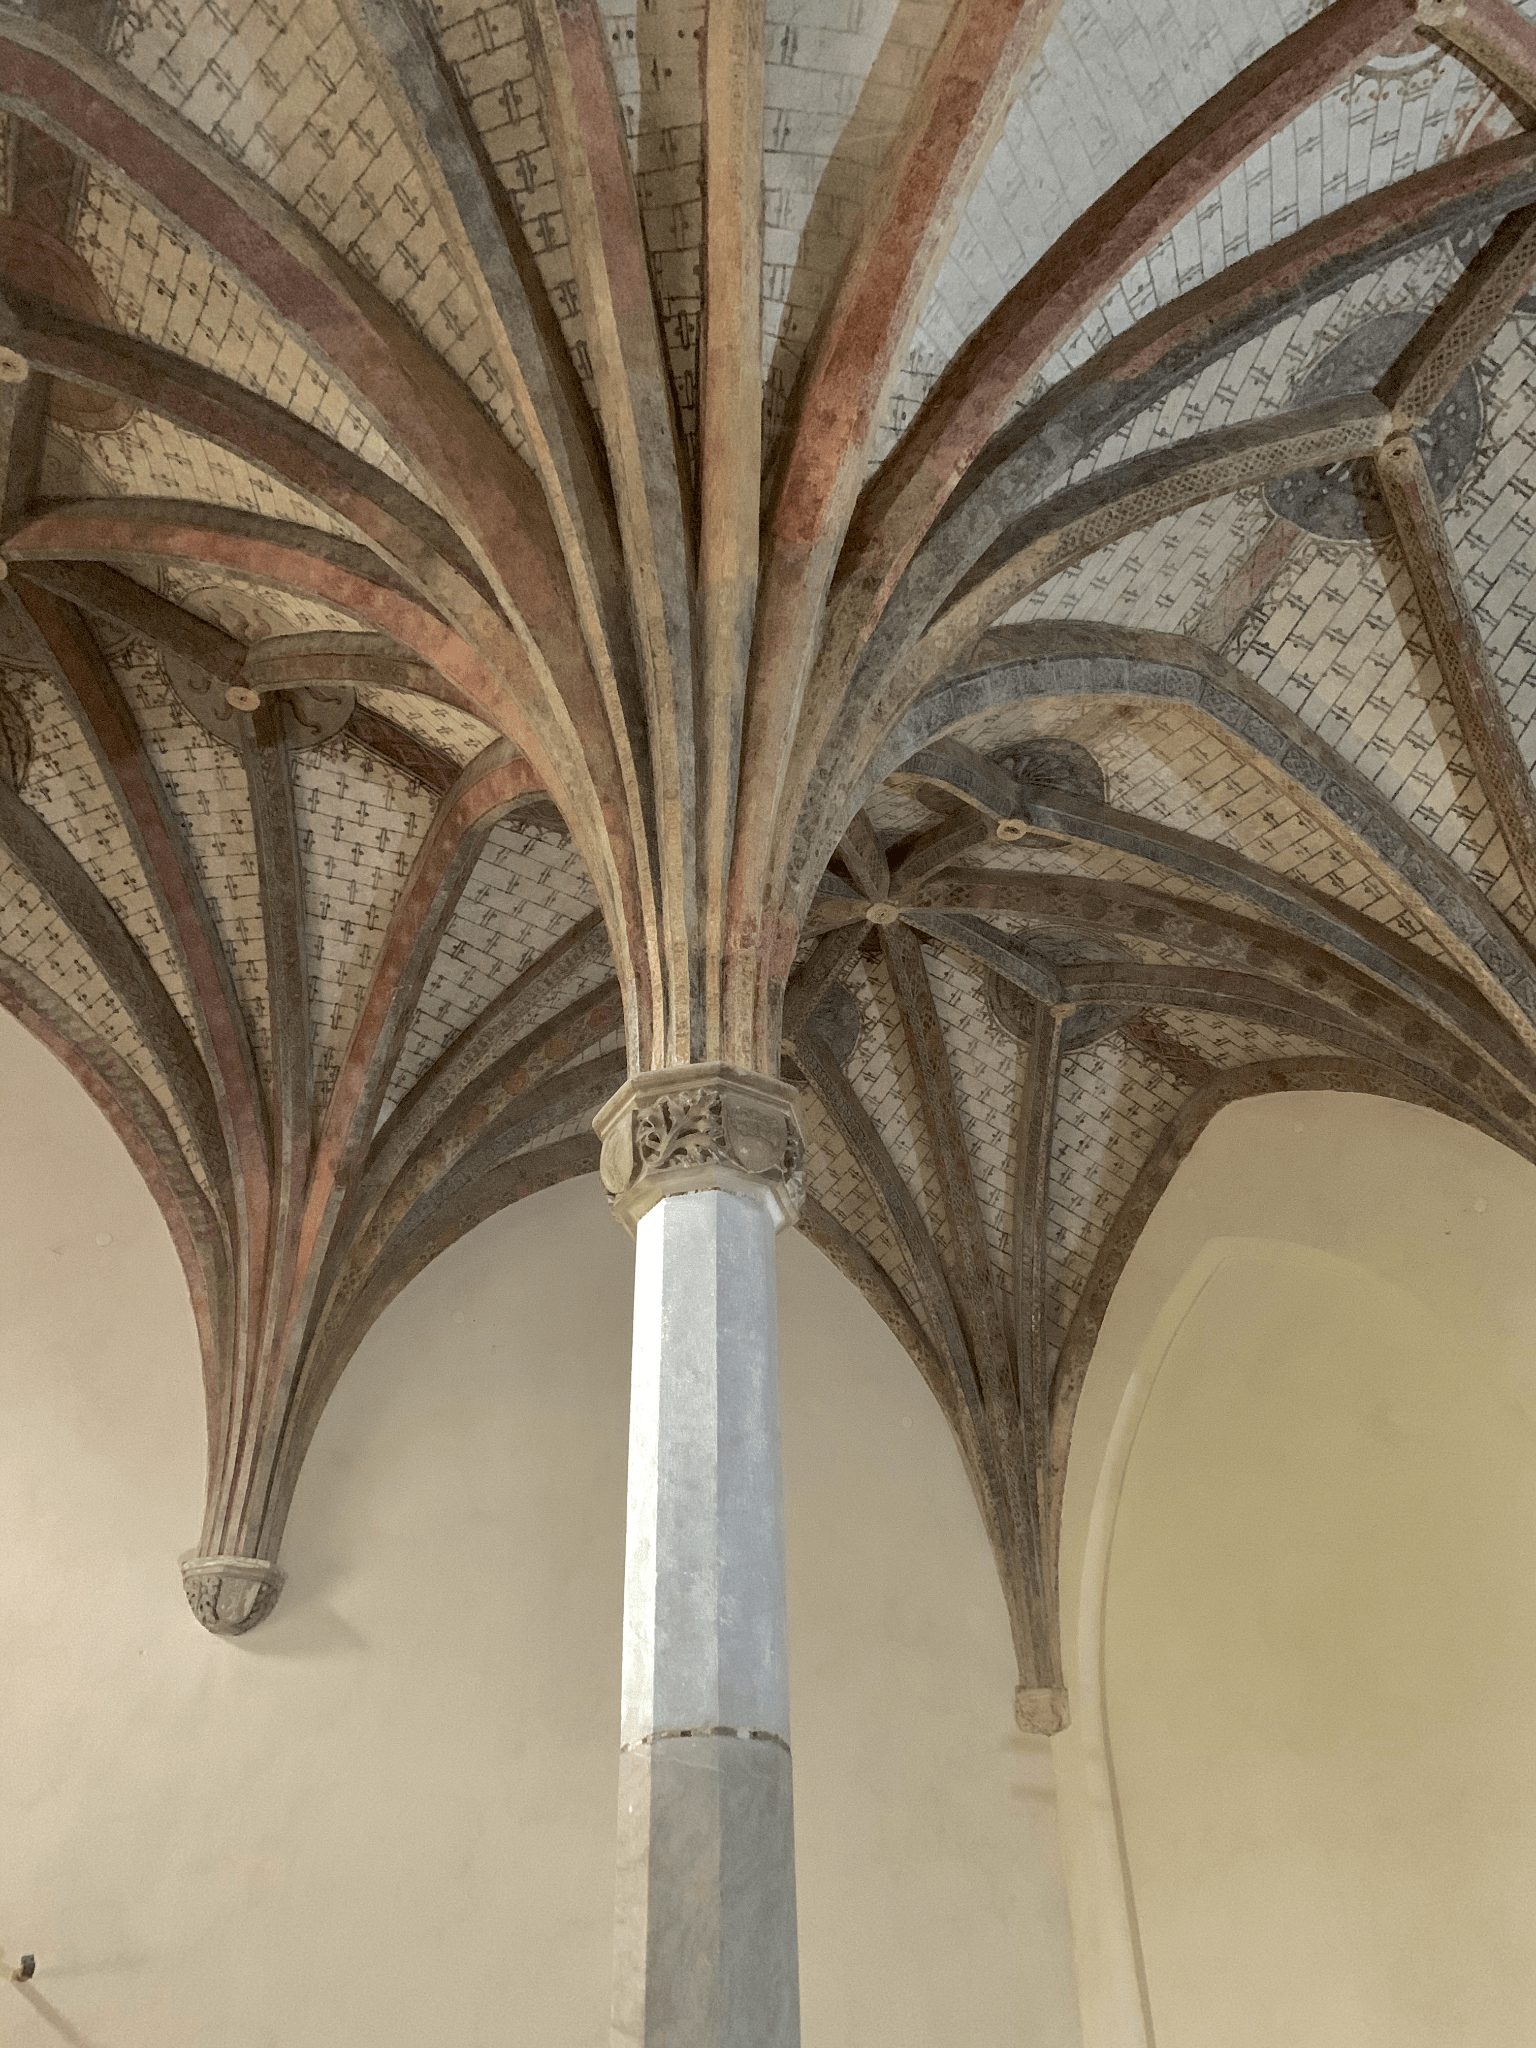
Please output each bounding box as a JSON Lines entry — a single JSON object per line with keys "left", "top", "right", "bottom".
{"left": 180, "top": 1554, "right": 286, "bottom": 1636}
{"left": 219, "top": 631, "right": 359, "bottom": 747}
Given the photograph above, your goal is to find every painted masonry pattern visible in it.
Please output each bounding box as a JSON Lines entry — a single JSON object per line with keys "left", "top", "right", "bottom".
{"left": 2, "top": 0, "right": 1536, "bottom": 1747}
{"left": 0, "top": 852, "right": 206, "bottom": 1167}
{"left": 113, "top": 0, "right": 536, "bottom": 449}
{"left": 944, "top": 692, "right": 1450, "bottom": 946}
{"left": 9, "top": 661, "right": 189, "bottom": 1016}
{"left": 156, "top": 563, "right": 361, "bottom": 640}
{"left": 887, "top": 30, "right": 1514, "bottom": 454}
{"left": 434, "top": 0, "right": 597, "bottom": 411}
{"left": 292, "top": 735, "right": 433, "bottom": 1102}
{"left": 387, "top": 814, "right": 604, "bottom": 1103}
{"left": 75, "top": 173, "right": 418, "bottom": 486}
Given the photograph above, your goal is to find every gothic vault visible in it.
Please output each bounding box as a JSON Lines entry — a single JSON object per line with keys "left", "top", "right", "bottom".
{"left": 5, "top": 0, "right": 1536, "bottom": 1736}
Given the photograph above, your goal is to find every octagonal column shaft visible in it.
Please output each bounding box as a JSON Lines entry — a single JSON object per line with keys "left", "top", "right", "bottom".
{"left": 597, "top": 1067, "right": 807, "bottom": 2048}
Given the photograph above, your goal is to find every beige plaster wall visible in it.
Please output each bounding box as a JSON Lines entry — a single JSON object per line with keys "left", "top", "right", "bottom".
{"left": 0, "top": 1008, "right": 1080, "bottom": 2048}
{"left": 1062, "top": 1091, "right": 1536, "bottom": 2048}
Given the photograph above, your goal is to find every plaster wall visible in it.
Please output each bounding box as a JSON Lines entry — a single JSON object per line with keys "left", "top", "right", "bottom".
{"left": 1056, "top": 1091, "right": 1536, "bottom": 2048}
{"left": 0, "top": 1008, "right": 1080, "bottom": 2048}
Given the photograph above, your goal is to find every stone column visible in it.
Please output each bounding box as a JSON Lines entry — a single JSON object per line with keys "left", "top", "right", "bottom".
{"left": 595, "top": 1064, "right": 806, "bottom": 2048}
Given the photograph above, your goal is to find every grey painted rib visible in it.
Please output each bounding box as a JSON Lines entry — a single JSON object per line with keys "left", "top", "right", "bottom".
{"left": 834, "top": 627, "right": 1536, "bottom": 1042}
{"left": 2, "top": 292, "right": 486, "bottom": 593}
{"left": 846, "top": 147, "right": 1536, "bottom": 704}
{"left": 0, "top": 772, "right": 228, "bottom": 1199}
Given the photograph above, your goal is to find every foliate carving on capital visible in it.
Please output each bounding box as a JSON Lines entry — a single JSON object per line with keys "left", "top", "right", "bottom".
{"left": 635, "top": 1086, "right": 731, "bottom": 1178}
{"left": 595, "top": 1065, "right": 806, "bottom": 1233}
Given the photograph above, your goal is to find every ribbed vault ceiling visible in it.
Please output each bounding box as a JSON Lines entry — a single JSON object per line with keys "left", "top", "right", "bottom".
{"left": 3, "top": 0, "right": 1536, "bottom": 1687}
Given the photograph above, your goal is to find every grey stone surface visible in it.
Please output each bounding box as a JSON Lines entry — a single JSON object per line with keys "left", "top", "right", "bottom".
{"left": 613, "top": 1188, "right": 800, "bottom": 2044}
{"left": 622, "top": 1188, "right": 792, "bottom": 1743}
{"left": 613, "top": 1736, "right": 800, "bottom": 2048}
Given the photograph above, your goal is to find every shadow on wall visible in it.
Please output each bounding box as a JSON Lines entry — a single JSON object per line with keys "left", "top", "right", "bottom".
{"left": 11, "top": 1982, "right": 101, "bottom": 2048}
{"left": 0, "top": 1008, "right": 1080, "bottom": 2048}
{"left": 1055, "top": 1091, "right": 1536, "bottom": 2048}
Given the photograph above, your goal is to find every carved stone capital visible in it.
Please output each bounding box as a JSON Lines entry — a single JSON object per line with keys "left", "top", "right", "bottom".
{"left": 594, "top": 1064, "right": 806, "bottom": 1234}
{"left": 1015, "top": 1684, "right": 1070, "bottom": 1736}
{"left": 180, "top": 1553, "right": 285, "bottom": 1636}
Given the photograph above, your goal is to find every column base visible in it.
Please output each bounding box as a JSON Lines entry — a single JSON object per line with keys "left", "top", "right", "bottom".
{"left": 613, "top": 1733, "right": 800, "bottom": 2047}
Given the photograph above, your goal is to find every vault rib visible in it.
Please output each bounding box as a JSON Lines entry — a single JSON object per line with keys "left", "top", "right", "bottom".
{"left": 524, "top": 0, "right": 696, "bottom": 1060}
{"left": 0, "top": 758, "right": 227, "bottom": 1201}
{"left": 335, "top": 0, "right": 652, "bottom": 918}
{"left": 0, "top": 12, "right": 653, "bottom": 1040}
{"left": 1010, "top": 994, "right": 1062, "bottom": 1480}
{"left": 843, "top": 0, "right": 1427, "bottom": 649}
{"left": 1417, "top": 0, "right": 1536, "bottom": 109}
{"left": 802, "top": 126, "right": 1536, "bottom": 867}
{"left": 804, "top": 629, "right": 1536, "bottom": 1053}
{"left": 1375, "top": 433, "right": 1536, "bottom": 916}
{"left": 9, "top": 578, "right": 264, "bottom": 1208}
{"left": 728, "top": 0, "right": 1067, "bottom": 1061}
{"left": 369, "top": 903, "right": 611, "bottom": 1191}
{"left": 697, "top": 0, "right": 763, "bottom": 1057}
{"left": 191, "top": 741, "right": 555, "bottom": 1582}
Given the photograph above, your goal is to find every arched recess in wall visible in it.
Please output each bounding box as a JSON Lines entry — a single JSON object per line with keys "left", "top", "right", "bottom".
{"left": 0, "top": 1006, "right": 1082, "bottom": 2048}
{"left": 1051, "top": 1090, "right": 1536, "bottom": 2048}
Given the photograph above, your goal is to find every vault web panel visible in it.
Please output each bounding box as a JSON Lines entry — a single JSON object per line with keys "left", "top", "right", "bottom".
{"left": 1046, "top": 1030, "right": 1188, "bottom": 1357}
{"left": 923, "top": 940, "right": 1019, "bottom": 1276}
{"left": 354, "top": 686, "right": 498, "bottom": 768}
{"left": 7, "top": 664, "right": 196, "bottom": 1039}
{"left": 387, "top": 813, "right": 604, "bottom": 1110}
{"left": 991, "top": 49, "right": 1509, "bottom": 428}
{"left": 293, "top": 732, "right": 434, "bottom": 1107}
{"left": 1233, "top": 535, "right": 1520, "bottom": 927}
{"left": 861, "top": 781, "right": 938, "bottom": 842}
{"left": 1026, "top": 239, "right": 1462, "bottom": 503}
{"left": 112, "top": 0, "right": 528, "bottom": 454}
{"left": 49, "top": 409, "right": 352, "bottom": 536}
{"left": 74, "top": 176, "right": 419, "bottom": 492}
{"left": 797, "top": 1078, "right": 925, "bottom": 1320}
{"left": 942, "top": 693, "right": 1461, "bottom": 952}
{"left": 998, "top": 490, "right": 1276, "bottom": 642}
{"left": 761, "top": 0, "right": 948, "bottom": 463}
{"left": 843, "top": 941, "right": 951, "bottom": 1265}
{"left": 156, "top": 565, "right": 362, "bottom": 642}
{"left": 1449, "top": 314, "right": 1536, "bottom": 782}
{"left": 432, "top": 0, "right": 597, "bottom": 416}
{"left": 964, "top": 831, "right": 1452, "bottom": 964}
{"left": 887, "top": 28, "right": 1499, "bottom": 457}
{"left": 0, "top": 852, "right": 206, "bottom": 1190}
